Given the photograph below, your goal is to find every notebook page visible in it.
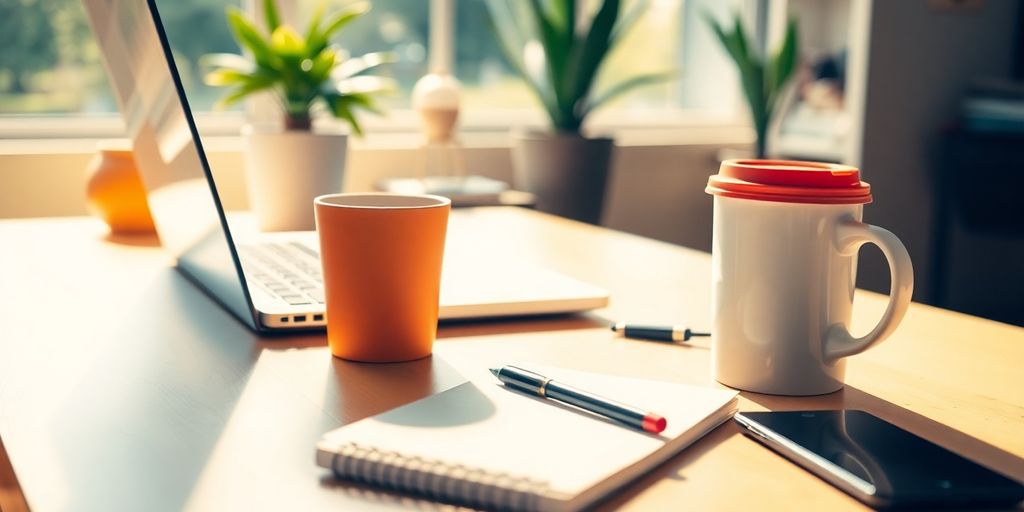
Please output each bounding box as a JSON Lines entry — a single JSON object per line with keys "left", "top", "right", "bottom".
{"left": 318, "top": 366, "right": 737, "bottom": 499}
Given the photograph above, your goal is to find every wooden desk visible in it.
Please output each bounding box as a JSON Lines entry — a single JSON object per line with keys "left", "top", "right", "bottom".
{"left": 1, "top": 207, "right": 1021, "bottom": 511}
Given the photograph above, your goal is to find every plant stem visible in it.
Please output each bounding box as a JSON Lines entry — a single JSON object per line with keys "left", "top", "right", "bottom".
{"left": 755, "top": 127, "right": 767, "bottom": 159}
{"left": 284, "top": 115, "right": 312, "bottom": 131}
{"left": 754, "top": 113, "right": 769, "bottom": 159}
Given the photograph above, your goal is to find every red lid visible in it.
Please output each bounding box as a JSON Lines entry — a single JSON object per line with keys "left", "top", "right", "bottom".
{"left": 706, "top": 159, "right": 872, "bottom": 205}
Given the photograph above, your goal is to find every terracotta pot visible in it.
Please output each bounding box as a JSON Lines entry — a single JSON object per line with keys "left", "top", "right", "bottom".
{"left": 512, "top": 132, "right": 613, "bottom": 224}
{"left": 244, "top": 126, "right": 348, "bottom": 232}
{"left": 85, "top": 147, "right": 156, "bottom": 234}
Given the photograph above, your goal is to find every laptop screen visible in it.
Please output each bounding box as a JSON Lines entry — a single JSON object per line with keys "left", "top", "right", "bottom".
{"left": 82, "top": 0, "right": 258, "bottom": 329}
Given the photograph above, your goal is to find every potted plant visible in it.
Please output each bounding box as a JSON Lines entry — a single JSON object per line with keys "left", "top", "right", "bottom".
{"left": 203, "top": 0, "right": 391, "bottom": 231}
{"left": 705, "top": 12, "right": 798, "bottom": 159}
{"left": 485, "top": 0, "right": 673, "bottom": 224}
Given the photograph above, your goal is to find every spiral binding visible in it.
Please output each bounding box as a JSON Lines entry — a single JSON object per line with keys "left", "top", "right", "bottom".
{"left": 330, "top": 443, "right": 553, "bottom": 511}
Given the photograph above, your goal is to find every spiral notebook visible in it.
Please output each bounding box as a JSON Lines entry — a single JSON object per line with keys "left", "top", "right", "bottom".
{"left": 316, "top": 366, "right": 738, "bottom": 511}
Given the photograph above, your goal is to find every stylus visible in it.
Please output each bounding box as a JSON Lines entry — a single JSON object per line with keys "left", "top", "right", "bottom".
{"left": 611, "top": 322, "right": 710, "bottom": 342}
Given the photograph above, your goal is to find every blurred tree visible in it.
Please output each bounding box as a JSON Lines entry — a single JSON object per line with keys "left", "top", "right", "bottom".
{"left": 51, "top": 0, "right": 93, "bottom": 66}
{"left": 0, "top": 0, "right": 59, "bottom": 93}
{"left": 158, "top": 0, "right": 240, "bottom": 74}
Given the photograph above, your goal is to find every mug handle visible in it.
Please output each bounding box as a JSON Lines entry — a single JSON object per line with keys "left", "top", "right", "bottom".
{"left": 823, "top": 215, "right": 914, "bottom": 363}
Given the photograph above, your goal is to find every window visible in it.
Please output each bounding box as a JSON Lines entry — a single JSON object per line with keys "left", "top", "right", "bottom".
{"left": 0, "top": 0, "right": 115, "bottom": 114}
{"left": 0, "top": 0, "right": 740, "bottom": 137}
{"left": 159, "top": 0, "right": 244, "bottom": 112}
{"left": 0, "top": 0, "right": 246, "bottom": 116}
{"left": 455, "top": 0, "right": 685, "bottom": 112}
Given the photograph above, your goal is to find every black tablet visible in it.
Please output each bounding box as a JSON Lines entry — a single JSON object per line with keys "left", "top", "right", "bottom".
{"left": 735, "top": 410, "right": 1024, "bottom": 509}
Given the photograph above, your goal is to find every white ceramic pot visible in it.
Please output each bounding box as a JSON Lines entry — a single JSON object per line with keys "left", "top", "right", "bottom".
{"left": 707, "top": 160, "right": 914, "bottom": 396}
{"left": 244, "top": 127, "right": 348, "bottom": 232}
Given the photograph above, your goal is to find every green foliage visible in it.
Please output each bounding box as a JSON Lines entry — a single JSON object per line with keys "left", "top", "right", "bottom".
{"left": 0, "top": 0, "right": 59, "bottom": 93}
{"left": 203, "top": 0, "right": 394, "bottom": 134}
{"left": 705, "top": 12, "right": 798, "bottom": 158}
{"left": 484, "top": 0, "right": 674, "bottom": 133}
{"left": 159, "top": 0, "right": 239, "bottom": 81}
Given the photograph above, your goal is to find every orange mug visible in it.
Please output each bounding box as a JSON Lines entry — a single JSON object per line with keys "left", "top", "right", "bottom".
{"left": 314, "top": 193, "right": 451, "bottom": 362}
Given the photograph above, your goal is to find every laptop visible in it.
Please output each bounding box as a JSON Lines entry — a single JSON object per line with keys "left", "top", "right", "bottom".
{"left": 82, "top": 0, "right": 609, "bottom": 333}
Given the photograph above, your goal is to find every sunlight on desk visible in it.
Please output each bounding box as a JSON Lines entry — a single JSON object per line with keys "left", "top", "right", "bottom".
{"left": 0, "top": 208, "right": 1022, "bottom": 511}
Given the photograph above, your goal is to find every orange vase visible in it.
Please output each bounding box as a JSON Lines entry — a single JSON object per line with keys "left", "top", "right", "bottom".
{"left": 85, "top": 148, "right": 156, "bottom": 234}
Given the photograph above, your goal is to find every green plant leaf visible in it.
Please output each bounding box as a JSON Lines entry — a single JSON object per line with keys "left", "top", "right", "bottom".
{"left": 339, "top": 109, "right": 364, "bottom": 137}
{"left": 704, "top": 13, "right": 730, "bottom": 53}
{"left": 544, "top": 0, "right": 574, "bottom": 33}
{"left": 332, "top": 51, "right": 397, "bottom": 80}
{"left": 304, "top": 1, "right": 327, "bottom": 52}
{"left": 746, "top": 59, "right": 766, "bottom": 124}
{"left": 332, "top": 75, "right": 397, "bottom": 96}
{"left": 204, "top": 69, "right": 254, "bottom": 87}
{"left": 727, "top": 16, "right": 769, "bottom": 131}
{"left": 559, "top": 0, "right": 576, "bottom": 41}
{"left": 198, "top": 53, "right": 254, "bottom": 74}
{"left": 582, "top": 70, "right": 675, "bottom": 115}
{"left": 483, "top": 0, "right": 559, "bottom": 123}
{"left": 767, "top": 17, "right": 798, "bottom": 107}
{"left": 731, "top": 16, "right": 749, "bottom": 66}
{"left": 226, "top": 8, "right": 277, "bottom": 68}
{"left": 704, "top": 11, "right": 749, "bottom": 71}
{"left": 705, "top": 11, "right": 771, "bottom": 155}
{"left": 544, "top": 0, "right": 576, "bottom": 75}
{"left": 215, "top": 73, "right": 278, "bottom": 109}
{"left": 270, "top": 26, "right": 306, "bottom": 57}
{"left": 527, "top": 0, "right": 569, "bottom": 112}
{"left": 307, "top": 47, "right": 336, "bottom": 84}
{"left": 481, "top": 0, "right": 530, "bottom": 73}
{"left": 210, "top": 1, "right": 389, "bottom": 127}
{"left": 345, "top": 91, "right": 385, "bottom": 115}
{"left": 610, "top": 0, "right": 649, "bottom": 44}
{"left": 316, "top": 2, "right": 370, "bottom": 49}
{"left": 484, "top": 0, "right": 667, "bottom": 132}
{"left": 705, "top": 14, "right": 760, "bottom": 108}
{"left": 262, "top": 0, "right": 281, "bottom": 33}
{"left": 566, "top": 0, "right": 620, "bottom": 127}
{"left": 322, "top": 93, "right": 367, "bottom": 136}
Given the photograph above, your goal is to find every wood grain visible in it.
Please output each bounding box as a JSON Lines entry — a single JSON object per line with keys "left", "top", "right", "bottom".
{"left": 0, "top": 208, "right": 1021, "bottom": 511}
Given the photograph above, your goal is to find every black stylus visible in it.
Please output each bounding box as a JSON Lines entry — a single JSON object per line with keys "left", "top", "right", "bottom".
{"left": 611, "top": 322, "right": 711, "bottom": 342}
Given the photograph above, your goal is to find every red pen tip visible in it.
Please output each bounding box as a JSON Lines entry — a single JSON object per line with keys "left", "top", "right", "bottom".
{"left": 642, "top": 413, "right": 667, "bottom": 434}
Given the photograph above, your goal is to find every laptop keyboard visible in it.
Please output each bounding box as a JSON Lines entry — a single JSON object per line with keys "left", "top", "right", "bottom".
{"left": 237, "top": 242, "right": 325, "bottom": 305}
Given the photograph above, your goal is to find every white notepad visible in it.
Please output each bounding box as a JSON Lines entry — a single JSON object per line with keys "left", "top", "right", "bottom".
{"left": 316, "top": 366, "right": 738, "bottom": 511}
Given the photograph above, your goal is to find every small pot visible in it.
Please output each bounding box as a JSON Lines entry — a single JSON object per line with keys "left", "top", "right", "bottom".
{"left": 244, "top": 126, "right": 348, "bottom": 232}
{"left": 512, "top": 131, "right": 614, "bottom": 224}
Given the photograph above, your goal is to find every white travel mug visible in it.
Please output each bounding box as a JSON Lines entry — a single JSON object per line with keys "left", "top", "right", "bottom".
{"left": 705, "top": 160, "right": 914, "bottom": 396}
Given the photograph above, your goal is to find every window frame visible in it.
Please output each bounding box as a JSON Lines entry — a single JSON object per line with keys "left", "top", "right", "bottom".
{"left": 0, "top": 0, "right": 746, "bottom": 142}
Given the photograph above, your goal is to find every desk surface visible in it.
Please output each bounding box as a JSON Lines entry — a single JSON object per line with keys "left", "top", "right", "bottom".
{"left": 1, "top": 207, "right": 1022, "bottom": 511}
